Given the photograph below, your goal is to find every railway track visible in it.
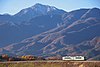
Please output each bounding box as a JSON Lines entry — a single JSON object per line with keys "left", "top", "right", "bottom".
{"left": 0, "top": 60, "right": 100, "bottom": 63}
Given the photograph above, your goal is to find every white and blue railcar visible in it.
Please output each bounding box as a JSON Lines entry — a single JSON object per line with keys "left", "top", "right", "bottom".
{"left": 73, "top": 56, "right": 85, "bottom": 60}
{"left": 62, "top": 56, "right": 73, "bottom": 60}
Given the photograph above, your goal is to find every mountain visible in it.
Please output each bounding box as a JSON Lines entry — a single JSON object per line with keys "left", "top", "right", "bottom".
{"left": 0, "top": 7, "right": 100, "bottom": 60}
{"left": 0, "top": 3, "right": 66, "bottom": 47}
{"left": 13, "top": 3, "right": 66, "bottom": 23}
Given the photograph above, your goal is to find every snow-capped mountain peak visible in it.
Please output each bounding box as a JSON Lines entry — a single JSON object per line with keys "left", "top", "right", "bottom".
{"left": 14, "top": 3, "right": 66, "bottom": 22}
{"left": 30, "top": 3, "right": 58, "bottom": 13}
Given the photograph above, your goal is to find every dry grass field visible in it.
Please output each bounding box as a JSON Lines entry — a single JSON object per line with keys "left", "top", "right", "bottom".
{"left": 0, "top": 61, "right": 100, "bottom": 67}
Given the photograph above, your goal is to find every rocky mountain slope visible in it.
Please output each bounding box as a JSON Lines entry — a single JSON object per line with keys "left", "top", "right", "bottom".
{"left": 0, "top": 6, "right": 100, "bottom": 60}
{"left": 0, "top": 3, "right": 66, "bottom": 47}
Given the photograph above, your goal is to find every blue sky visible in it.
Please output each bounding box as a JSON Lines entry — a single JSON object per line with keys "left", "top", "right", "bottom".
{"left": 0, "top": 0, "right": 100, "bottom": 15}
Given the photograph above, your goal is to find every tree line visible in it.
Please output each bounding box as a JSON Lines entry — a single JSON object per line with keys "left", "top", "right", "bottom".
{"left": 0, "top": 54, "right": 62, "bottom": 62}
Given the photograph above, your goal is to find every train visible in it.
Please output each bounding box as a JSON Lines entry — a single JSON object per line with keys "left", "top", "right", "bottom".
{"left": 62, "top": 56, "right": 85, "bottom": 61}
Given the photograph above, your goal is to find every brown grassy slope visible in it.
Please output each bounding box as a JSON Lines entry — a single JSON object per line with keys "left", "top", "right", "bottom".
{"left": 0, "top": 61, "right": 100, "bottom": 67}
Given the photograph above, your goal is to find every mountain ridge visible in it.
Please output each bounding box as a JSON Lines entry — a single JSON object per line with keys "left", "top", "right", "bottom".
{"left": 0, "top": 4, "right": 100, "bottom": 60}
{"left": 0, "top": 3, "right": 66, "bottom": 47}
